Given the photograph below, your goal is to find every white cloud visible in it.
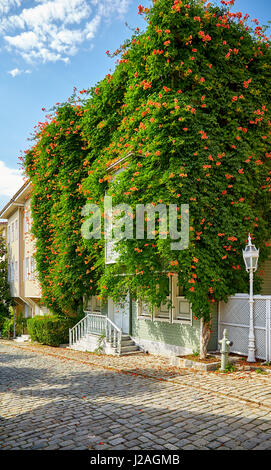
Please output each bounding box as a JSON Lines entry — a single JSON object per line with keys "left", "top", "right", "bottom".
{"left": 8, "top": 67, "right": 31, "bottom": 77}
{"left": 8, "top": 67, "right": 21, "bottom": 77}
{"left": 5, "top": 31, "right": 39, "bottom": 50}
{"left": 0, "top": 161, "right": 24, "bottom": 197}
{"left": 85, "top": 14, "right": 101, "bottom": 41}
{"left": 0, "top": 0, "right": 132, "bottom": 68}
{"left": 0, "top": 0, "right": 21, "bottom": 15}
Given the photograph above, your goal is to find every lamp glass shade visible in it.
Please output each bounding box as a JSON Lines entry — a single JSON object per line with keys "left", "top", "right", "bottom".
{"left": 243, "top": 243, "right": 259, "bottom": 272}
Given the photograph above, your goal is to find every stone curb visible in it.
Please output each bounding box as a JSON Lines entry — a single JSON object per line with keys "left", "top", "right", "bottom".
{"left": 171, "top": 355, "right": 240, "bottom": 371}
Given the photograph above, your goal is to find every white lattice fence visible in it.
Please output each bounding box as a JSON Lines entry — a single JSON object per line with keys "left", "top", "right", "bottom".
{"left": 218, "top": 295, "right": 271, "bottom": 361}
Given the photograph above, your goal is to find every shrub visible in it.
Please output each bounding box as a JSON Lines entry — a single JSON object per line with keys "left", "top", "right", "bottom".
{"left": 27, "top": 316, "right": 77, "bottom": 347}
{"left": 16, "top": 312, "right": 27, "bottom": 336}
{"left": 1, "top": 317, "right": 13, "bottom": 338}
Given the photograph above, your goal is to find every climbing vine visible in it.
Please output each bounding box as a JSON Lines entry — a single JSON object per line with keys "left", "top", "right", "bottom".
{"left": 24, "top": 0, "right": 271, "bottom": 355}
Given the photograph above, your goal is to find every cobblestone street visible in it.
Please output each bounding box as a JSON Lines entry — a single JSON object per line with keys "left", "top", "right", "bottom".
{"left": 1, "top": 341, "right": 271, "bottom": 450}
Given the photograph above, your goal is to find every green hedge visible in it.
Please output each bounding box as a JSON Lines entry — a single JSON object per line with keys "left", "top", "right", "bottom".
{"left": 27, "top": 316, "right": 76, "bottom": 347}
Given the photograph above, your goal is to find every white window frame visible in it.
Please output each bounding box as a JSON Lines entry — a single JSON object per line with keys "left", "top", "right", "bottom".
{"left": 105, "top": 166, "right": 128, "bottom": 265}
{"left": 172, "top": 275, "right": 193, "bottom": 325}
{"left": 153, "top": 278, "right": 171, "bottom": 322}
{"left": 137, "top": 275, "right": 193, "bottom": 325}
{"left": 30, "top": 256, "right": 35, "bottom": 280}
{"left": 137, "top": 278, "right": 171, "bottom": 323}
{"left": 15, "top": 219, "right": 18, "bottom": 241}
{"left": 86, "top": 296, "right": 102, "bottom": 313}
{"left": 15, "top": 261, "right": 18, "bottom": 281}
{"left": 24, "top": 257, "right": 30, "bottom": 281}
{"left": 137, "top": 299, "right": 153, "bottom": 320}
{"left": 105, "top": 213, "right": 119, "bottom": 265}
{"left": 23, "top": 215, "right": 27, "bottom": 238}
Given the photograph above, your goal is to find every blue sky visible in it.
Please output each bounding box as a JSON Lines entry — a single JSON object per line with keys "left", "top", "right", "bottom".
{"left": 0, "top": 0, "right": 270, "bottom": 210}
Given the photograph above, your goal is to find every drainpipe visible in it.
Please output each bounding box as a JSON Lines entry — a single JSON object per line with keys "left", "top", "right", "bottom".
{"left": 13, "top": 307, "right": 16, "bottom": 339}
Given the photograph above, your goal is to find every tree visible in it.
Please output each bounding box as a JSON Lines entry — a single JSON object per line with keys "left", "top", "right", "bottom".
{"left": 24, "top": 101, "right": 103, "bottom": 316}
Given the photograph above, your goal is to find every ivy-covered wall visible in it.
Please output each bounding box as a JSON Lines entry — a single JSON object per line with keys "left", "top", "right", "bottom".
{"left": 24, "top": 0, "right": 271, "bottom": 339}
{"left": 259, "top": 256, "right": 271, "bottom": 295}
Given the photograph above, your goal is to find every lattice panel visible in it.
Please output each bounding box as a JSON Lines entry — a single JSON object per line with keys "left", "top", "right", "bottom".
{"left": 254, "top": 300, "right": 266, "bottom": 328}
{"left": 219, "top": 324, "right": 249, "bottom": 356}
{"left": 220, "top": 298, "right": 249, "bottom": 325}
{"left": 255, "top": 328, "right": 266, "bottom": 360}
{"left": 219, "top": 296, "right": 270, "bottom": 360}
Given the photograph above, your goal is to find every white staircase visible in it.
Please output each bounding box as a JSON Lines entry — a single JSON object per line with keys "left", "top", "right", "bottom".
{"left": 69, "top": 313, "right": 141, "bottom": 356}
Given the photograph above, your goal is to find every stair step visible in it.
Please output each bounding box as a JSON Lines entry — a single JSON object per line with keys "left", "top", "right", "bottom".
{"left": 121, "top": 340, "right": 134, "bottom": 346}
{"left": 120, "top": 345, "right": 139, "bottom": 353}
{"left": 120, "top": 350, "right": 144, "bottom": 356}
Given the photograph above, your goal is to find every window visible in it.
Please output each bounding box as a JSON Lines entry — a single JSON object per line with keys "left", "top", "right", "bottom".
{"left": 11, "top": 223, "right": 14, "bottom": 243}
{"left": 15, "top": 261, "right": 18, "bottom": 281}
{"left": 23, "top": 213, "right": 28, "bottom": 236}
{"left": 7, "top": 264, "right": 10, "bottom": 282}
{"left": 24, "top": 257, "right": 30, "bottom": 281}
{"left": 15, "top": 220, "right": 18, "bottom": 241}
{"left": 137, "top": 299, "right": 152, "bottom": 319}
{"left": 30, "top": 257, "right": 35, "bottom": 280}
{"left": 137, "top": 278, "right": 171, "bottom": 322}
{"left": 105, "top": 165, "right": 128, "bottom": 265}
{"left": 105, "top": 221, "right": 119, "bottom": 264}
{"left": 7, "top": 226, "right": 10, "bottom": 244}
{"left": 93, "top": 296, "right": 101, "bottom": 312}
{"left": 172, "top": 276, "right": 192, "bottom": 324}
{"left": 153, "top": 277, "right": 171, "bottom": 321}
{"left": 137, "top": 275, "right": 193, "bottom": 324}
{"left": 92, "top": 296, "right": 101, "bottom": 312}
{"left": 86, "top": 296, "right": 102, "bottom": 312}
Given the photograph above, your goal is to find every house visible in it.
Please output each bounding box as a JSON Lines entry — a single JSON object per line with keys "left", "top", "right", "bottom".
{"left": 1, "top": 180, "right": 269, "bottom": 359}
{"left": 0, "top": 182, "right": 48, "bottom": 319}
{"left": 70, "top": 155, "right": 271, "bottom": 359}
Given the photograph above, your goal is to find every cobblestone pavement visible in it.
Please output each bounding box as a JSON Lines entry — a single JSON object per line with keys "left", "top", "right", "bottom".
{"left": 1, "top": 341, "right": 271, "bottom": 450}
{"left": 4, "top": 340, "right": 271, "bottom": 409}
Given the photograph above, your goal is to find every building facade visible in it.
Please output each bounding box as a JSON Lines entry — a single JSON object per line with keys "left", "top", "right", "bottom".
{"left": 0, "top": 182, "right": 47, "bottom": 319}
{"left": 81, "top": 155, "right": 271, "bottom": 357}
{"left": 1, "top": 179, "right": 270, "bottom": 357}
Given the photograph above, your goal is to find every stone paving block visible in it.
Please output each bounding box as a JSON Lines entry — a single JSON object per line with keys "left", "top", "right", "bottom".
{"left": 1, "top": 342, "right": 271, "bottom": 451}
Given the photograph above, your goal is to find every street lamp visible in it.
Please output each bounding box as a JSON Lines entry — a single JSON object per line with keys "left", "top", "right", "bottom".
{"left": 243, "top": 234, "right": 259, "bottom": 363}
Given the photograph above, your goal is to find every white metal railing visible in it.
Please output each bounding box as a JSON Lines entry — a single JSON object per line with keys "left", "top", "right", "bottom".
{"left": 69, "top": 312, "right": 122, "bottom": 354}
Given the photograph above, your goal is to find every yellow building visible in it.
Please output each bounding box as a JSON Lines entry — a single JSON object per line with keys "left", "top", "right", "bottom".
{"left": 0, "top": 182, "right": 47, "bottom": 318}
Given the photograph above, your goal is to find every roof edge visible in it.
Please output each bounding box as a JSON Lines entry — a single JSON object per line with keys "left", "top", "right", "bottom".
{"left": 0, "top": 180, "right": 31, "bottom": 218}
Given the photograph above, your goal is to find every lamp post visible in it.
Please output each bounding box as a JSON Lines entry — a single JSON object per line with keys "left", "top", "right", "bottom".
{"left": 242, "top": 234, "right": 259, "bottom": 363}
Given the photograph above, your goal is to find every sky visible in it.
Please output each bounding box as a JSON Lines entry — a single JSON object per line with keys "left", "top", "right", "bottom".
{"left": 0, "top": 0, "right": 270, "bottom": 211}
